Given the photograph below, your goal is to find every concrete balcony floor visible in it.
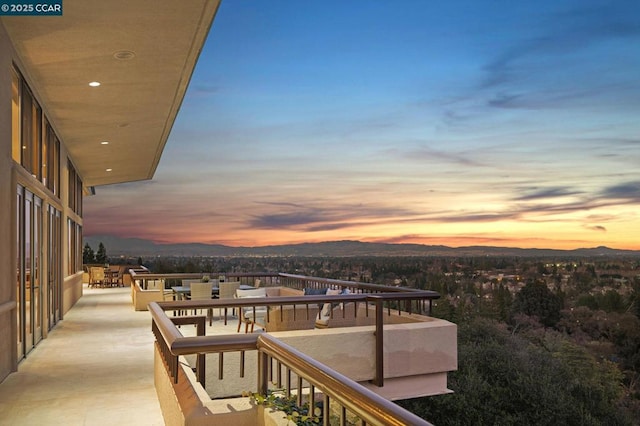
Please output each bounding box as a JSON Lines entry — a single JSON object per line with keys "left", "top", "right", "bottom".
{"left": 0, "top": 285, "right": 165, "bottom": 425}
{"left": 0, "top": 284, "right": 454, "bottom": 425}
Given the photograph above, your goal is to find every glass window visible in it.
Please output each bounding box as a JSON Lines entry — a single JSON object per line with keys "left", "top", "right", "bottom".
{"left": 66, "top": 161, "right": 83, "bottom": 216}
{"left": 77, "top": 176, "right": 83, "bottom": 217}
{"left": 49, "top": 133, "right": 60, "bottom": 198}
{"left": 67, "top": 219, "right": 82, "bottom": 275}
{"left": 67, "top": 219, "right": 73, "bottom": 275}
{"left": 42, "top": 119, "right": 49, "bottom": 188}
{"left": 45, "top": 123, "right": 60, "bottom": 197}
{"left": 67, "top": 161, "right": 76, "bottom": 211}
{"left": 13, "top": 67, "right": 61, "bottom": 195}
{"left": 20, "top": 81, "right": 33, "bottom": 172}
{"left": 13, "top": 66, "right": 69, "bottom": 359}
{"left": 11, "top": 69, "right": 21, "bottom": 163}
{"left": 31, "top": 102, "right": 42, "bottom": 180}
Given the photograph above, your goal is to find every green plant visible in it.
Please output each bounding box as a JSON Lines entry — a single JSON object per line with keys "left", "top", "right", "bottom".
{"left": 201, "top": 275, "right": 210, "bottom": 282}
{"left": 247, "top": 390, "right": 322, "bottom": 425}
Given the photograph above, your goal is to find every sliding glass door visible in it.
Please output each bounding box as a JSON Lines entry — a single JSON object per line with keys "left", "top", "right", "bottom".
{"left": 16, "top": 187, "right": 44, "bottom": 359}
{"left": 48, "top": 206, "right": 62, "bottom": 329}
{"left": 16, "top": 187, "right": 24, "bottom": 360}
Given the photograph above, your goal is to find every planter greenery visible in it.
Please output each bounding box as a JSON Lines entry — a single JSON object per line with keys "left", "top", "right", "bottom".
{"left": 247, "top": 390, "right": 321, "bottom": 426}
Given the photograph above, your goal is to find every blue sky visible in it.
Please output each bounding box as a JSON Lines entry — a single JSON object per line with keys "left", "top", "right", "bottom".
{"left": 84, "top": 0, "right": 640, "bottom": 249}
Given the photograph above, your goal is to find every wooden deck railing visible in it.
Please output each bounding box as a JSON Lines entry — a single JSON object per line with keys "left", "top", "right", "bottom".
{"left": 130, "top": 270, "right": 438, "bottom": 321}
{"left": 149, "top": 300, "right": 433, "bottom": 426}
{"left": 256, "top": 333, "right": 432, "bottom": 426}
{"left": 130, "top": 270, "right": 423, "bottom": 296}
{"left": 276, "top": 272, "right": 419, "bottom": 294}
{"left": 135, "top": 271, "right": 440, "bottom": 385}
{"left": 128, "top": 270, "right": 281, "bottom": 289}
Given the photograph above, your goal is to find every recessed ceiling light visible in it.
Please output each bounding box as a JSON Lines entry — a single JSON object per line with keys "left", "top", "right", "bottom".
{"left": 89, "top": 81, "right": 101, "bottom": 87}
{"left": 106, "top": 168, "right": 112, "bottom": 172}
{"left": 101, "top": 141, "right": 109, "bottom": 145}
{"left": 113, "top": 50, "right": 136, "bottom": 60}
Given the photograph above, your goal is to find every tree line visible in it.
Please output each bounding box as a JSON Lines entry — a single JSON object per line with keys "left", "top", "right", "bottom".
{"left": 88, "top": 251, "right": 640, "bottom": 424}
{"left": 83, "top": 242, "right": 108, "bottom": 264}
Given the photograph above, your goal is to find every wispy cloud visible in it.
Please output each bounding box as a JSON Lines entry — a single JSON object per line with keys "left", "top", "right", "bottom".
{"left": 372, "top": 234, "right": 596, "bottom": 249}
{"left": 404, "top": 146, "right": 486, "bottom": 167}
{"left": 599, "top": 181, "right": 640, "bottom": 202}
{"left": 481, "top": 3, "right": 640, "bottom": 91}
{"left": 435, "top": 212, "right": 522, "bottom": 223}
{"left": 513, "top": 186, "right": 584, "bottom": 201}
{"left": 193, "top": 85, "right": 220, "bottom": 95}
{"left": 486, "top": 86, "right": 620, "bottom": 110}
{"left": 248, "top": 203, "right": 420, "bottom": 232}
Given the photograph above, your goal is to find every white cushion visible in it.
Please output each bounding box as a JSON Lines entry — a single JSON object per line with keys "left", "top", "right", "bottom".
{"left": 243, "top": 308, "right": 268, "bottom": 318}
{"left": 321, "top": 288, "right": 343, "bottom": 317}
{"left": 238, "top": 294, "right": 268, "bottom": 318}
{"left": 236, "top": 288, "right": 267, "bottom": 298}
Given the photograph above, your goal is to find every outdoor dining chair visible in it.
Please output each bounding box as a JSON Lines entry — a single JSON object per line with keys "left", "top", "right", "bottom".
{"left": 89, "top": 267, "right": 105, "bottom": 288}
{"left": 186, "top": 282, "right": 214, "bottom": 325}
{"left": 218, "top": 281, "right": 241, "bottom": 324}
{"left": 235, "top": 287, "right": 268, "bottom": 333}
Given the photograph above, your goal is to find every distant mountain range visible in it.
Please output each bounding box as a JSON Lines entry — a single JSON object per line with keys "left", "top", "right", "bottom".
{"left": 83, "top": 235, "right": 640, "bottom": 258}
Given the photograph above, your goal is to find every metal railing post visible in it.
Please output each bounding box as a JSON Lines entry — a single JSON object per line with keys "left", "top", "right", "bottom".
{"left": 195, "top": 316, "right": 206, "bottom": 386}
{"left": 258, "top": 351, "right": 269, "bottom": 395}
{"left": 372, "top": 296, "right": 384, "bottom": 387}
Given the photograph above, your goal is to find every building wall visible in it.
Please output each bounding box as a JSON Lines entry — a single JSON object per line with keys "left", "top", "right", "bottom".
{"left": 59, "top": 138, "right": 83, "bottom": 316}
{"left": 63, "top": 273, "right": 83, "bottom": 316}
{"left": 0, "top": 20, "right": 18, "bottom": 383}
{"left": 0, "top": 20, "right": 84, "bottom": 382}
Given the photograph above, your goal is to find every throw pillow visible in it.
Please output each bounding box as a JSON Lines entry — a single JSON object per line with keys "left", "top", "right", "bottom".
{"left": 304, "top": 287, "right": 328, "bottom": 295}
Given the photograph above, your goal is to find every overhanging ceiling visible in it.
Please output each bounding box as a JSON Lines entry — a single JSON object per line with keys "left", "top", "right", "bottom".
{"left": 2, "top": 0, "right": 220, "bottom": 188}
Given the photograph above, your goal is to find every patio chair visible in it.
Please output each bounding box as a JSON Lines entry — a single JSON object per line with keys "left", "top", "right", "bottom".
{"left": 146, "top": 279, "right": 164, "bottom": 290}
{"left": 181, "top": 279, "right": 199, "bottom": 288}
{"left": 218, "top": 281, "right": 241, "bottom": 324}
{"left": 186, "top": 282, "right": 214, "bottom": 325}
{"left": 89, "top": 267, "right": 105, "bottom": 288}
{"left": 102, "top": 265, "right": 120, "bottom": 287}
{"left": 235, "top": 287, "right": 267, "bottom": 333}
{"left": 113, "top": 265, "right": 126, "bottom": 287}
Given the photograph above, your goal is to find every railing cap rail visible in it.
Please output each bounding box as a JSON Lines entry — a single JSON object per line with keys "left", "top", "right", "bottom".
{"left": 257, "top": 333, "right": 433, "bottom": 426}
{"left": 129, "top": 271, "right": 280, "bottom": 280}
{"left": 149, "top": 302, "right": 258, "bottom": 355}
{"left": 156, "top": 291, "right": 439, "bottom": 311}
{"left": 277, "top": 272, "right": 420, "bottom": 292}
{"left": 130, "top": 271, "right": 435, "bottom": 297}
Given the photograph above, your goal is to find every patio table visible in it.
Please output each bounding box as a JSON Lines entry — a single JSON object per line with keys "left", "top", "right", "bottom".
{"left": 171, "top": 284, "right": 255, "bottom": 301}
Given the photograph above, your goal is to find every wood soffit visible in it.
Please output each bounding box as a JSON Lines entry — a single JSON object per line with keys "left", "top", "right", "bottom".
{"left": 2, "top": 0, "right": 220, "bottom": 188}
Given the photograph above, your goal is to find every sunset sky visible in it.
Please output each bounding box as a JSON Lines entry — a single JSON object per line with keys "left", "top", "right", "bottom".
{"left": 84, "top": 0, "right": 640, "bottom": 250}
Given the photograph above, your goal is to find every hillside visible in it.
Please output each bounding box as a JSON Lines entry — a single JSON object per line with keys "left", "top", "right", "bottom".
{"left": 83, "top": 235, "right": 640, "bottom": 258}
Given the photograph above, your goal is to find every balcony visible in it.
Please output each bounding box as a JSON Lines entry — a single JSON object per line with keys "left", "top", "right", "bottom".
{"left": 0, "top": 270, "right": 455, "bottom": 425}
{"left": 134, "top": 271, "right": 457, "bottom": 425}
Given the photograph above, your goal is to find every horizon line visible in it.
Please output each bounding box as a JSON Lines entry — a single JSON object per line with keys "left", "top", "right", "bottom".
{"left": 83, "top": 235, "right": 640, "bottom": 253}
